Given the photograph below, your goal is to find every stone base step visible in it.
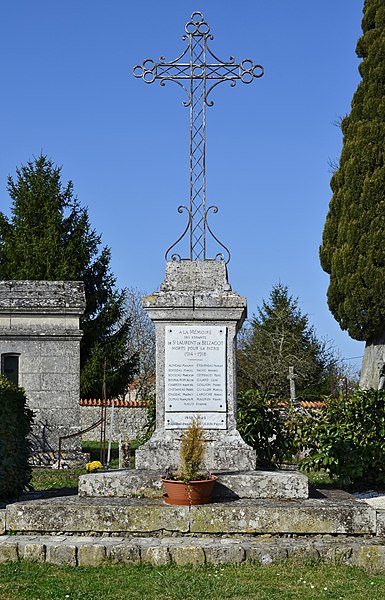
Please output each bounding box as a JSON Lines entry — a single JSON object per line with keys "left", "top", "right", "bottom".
{"left": 78, "top": 469, "right": 309, "bottom": 500}
{"left": 3, "top": 494, "right": 383, "bottom": 537}
{"left": 2, "top": 534, "right": 385, "bottom": 570}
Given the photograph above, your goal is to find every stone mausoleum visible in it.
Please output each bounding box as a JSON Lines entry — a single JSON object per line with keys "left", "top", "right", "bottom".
{"left": 0, "top": 280, "right": 86, "bottom": 465}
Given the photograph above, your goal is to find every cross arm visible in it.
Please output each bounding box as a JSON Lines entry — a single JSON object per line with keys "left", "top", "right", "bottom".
{"left": 133, "top": 56, "right": 264, "bottom": 107}
{"left": 133, "top": 59, "right": 263, "bottom": 83}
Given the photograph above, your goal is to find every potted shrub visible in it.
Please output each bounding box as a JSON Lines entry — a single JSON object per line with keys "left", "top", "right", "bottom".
{"left": 161, "top": 417, "right": 217, "bottom": 505}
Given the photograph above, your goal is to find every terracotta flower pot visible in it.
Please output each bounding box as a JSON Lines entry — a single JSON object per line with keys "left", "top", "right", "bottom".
{"left": 161, "top": 475, "right": 218, "bottom": 506}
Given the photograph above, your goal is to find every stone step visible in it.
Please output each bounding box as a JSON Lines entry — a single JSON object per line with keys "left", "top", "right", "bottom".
{"left": 2, "top": 533, "right": 385, "bottom": 571}
{"left": 78, "top": 469, "right": 309, "bottom": 500}
{"left": 3, "top": 495, "right": 383, "bottom": 537}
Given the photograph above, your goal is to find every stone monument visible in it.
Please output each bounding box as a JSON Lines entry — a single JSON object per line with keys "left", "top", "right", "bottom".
{"left": 133, "top": 12, "right": 263, "bottom": 471}
{"left": 136, "top": 260, "right": 255, "bottom": 470}
{"left": 79, "top": 12, "right": 308, "bottom": 500}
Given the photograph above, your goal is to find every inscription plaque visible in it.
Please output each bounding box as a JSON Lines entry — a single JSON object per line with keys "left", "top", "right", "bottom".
{"left": 165, "top": 325, "right": 226, "bottom": 429}
{"left": 166, "top": 412, "right": 226, "bottom": 429}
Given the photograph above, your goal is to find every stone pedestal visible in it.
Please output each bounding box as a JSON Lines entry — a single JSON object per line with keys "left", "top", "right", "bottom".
{"left": 135, "top": 260, "right": 256, "bottom": 471}
{"left": 78, "top": 469, "right": 309, "bottom": 500}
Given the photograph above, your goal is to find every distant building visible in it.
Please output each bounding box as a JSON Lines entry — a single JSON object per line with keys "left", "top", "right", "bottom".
{"left": 0, "top": 280, "right": 86, "bottom": 465}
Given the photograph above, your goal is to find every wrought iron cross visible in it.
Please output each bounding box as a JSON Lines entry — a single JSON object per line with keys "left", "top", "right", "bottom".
{"left": 133, "top": 11, "right": 264, "bottom": 262}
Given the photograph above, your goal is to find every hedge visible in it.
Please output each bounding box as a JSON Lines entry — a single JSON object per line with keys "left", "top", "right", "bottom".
{"left": 0, "top": 375, "right": 33, "bottom": 499}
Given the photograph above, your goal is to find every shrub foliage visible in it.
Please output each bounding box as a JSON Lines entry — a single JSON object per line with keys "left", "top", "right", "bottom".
{"left": 180, "top": 418, "right": 207, "bottom": 482}
{"left": 238, "top": 387, "right": 385, "bottom": 485}
{"left": 0, "top": 376, "right": 33, "bottom": 499}
{"left": 237, "top": 390, "right": 296, "bottom": 468}
{"left": 297, "top": 389, "right": 385, "bottom": 485}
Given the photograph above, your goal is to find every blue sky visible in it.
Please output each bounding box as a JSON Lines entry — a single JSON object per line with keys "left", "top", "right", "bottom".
{"left": 0, "top": 1, "right": 365, "bottom": 369}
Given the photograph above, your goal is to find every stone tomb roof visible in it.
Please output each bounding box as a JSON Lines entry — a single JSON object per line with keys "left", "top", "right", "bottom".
{"left": 0, "top": 281, "right": 86, "bottom": 313}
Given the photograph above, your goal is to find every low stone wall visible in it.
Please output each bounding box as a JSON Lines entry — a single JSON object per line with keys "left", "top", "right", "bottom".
{"left": 2, "top": 534, "right": 385, "bottom": 570}
{"left": 3, "top": 492, "right": 385, "bottom": 569}
{"left": 80, "top": 404, "right": 148, "bottom": 442}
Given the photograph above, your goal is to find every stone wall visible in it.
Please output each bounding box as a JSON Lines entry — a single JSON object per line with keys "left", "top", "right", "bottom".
{"left": 80, "top": 402, "right": 148, "bottom": 442}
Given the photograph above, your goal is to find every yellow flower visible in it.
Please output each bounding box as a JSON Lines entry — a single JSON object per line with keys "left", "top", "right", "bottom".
{"left": 85, "top": 460, "right": 103, "bottom": 472}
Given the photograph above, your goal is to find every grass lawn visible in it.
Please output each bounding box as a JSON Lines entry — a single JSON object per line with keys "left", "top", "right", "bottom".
{"left": 30, "top": 441, "right": 123, "bottom": 492}
{"left": 30, "top": 468, "right": 85, "bottom": 492}
{"left": 0, "top": 560, "right": 384, "bottom": 599}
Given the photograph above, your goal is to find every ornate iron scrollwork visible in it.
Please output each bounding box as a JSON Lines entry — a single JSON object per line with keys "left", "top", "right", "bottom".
{"left": 134, "top": 12, "right": 264, "bottom": 262}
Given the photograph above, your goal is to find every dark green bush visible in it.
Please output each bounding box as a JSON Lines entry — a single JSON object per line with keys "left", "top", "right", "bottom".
{"left": 297, "top": 389, "right": 385, "bottom": 486}
{"left": 237, "top": 389, "right": 295, "bottom": 468}
{"left": 0, "top": 376, "right": 33, "bottom": 499}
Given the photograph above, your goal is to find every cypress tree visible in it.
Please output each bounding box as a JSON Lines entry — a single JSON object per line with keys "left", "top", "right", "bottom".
{"left": 0, "top": 155, "right": 137, "bottom": 397}
{"left": 320, "top": 1, "right": 385, "bottom": 344}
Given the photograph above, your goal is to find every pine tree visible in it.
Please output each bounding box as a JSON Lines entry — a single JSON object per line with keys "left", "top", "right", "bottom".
{"left": 0, "top": 155, "right": 137, "bottom": 397}
{"left": 237, "top": 284, "right": 339, "bottom": 399}
{"left": 320, "top": 2, "right": 385, "bottom": 351}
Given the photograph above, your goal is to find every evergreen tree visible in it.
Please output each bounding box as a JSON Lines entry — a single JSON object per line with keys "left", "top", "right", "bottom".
{"left": 0, "top": 155, "right": 137, "bottom": 397}
{"left": 237, "top": 284, "right": 339, "bottom": 399}
{"left": 320, "top": 1, "right": 385, "bottom": 346}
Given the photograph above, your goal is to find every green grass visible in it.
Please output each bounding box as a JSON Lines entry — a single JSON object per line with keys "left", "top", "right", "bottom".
{"left": 305, "top": 469, "right": 385, "bottom": 493}
{"left": 82, "top": 440, "right": 120, "bottom": 466}
{"left": 83, "top": 439, "right": 142, "bottom": 468}
{"left": 0, "top": 560, "right": 384, "bottom": 599}
{"left": 306, "top": 470, "right": 336, "bottom": 487}
{"left": 29, "top": 440, "right": 141, "bottom": 493}
{"left": 30, "top": 468, "right": 84, "bottom": 492}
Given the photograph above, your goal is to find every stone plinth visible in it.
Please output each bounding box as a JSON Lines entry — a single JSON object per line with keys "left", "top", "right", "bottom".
{"left": 5, "top": 495, "right": 376, "bottom": 537}
{"left": 135, "top": 260, "right": 256, "bottom": 471}
{"left": 78, "top": 469, "right": 309, "bottom": 500}
{"left": 0, "top": 280, "right": 86, "bottom": 464}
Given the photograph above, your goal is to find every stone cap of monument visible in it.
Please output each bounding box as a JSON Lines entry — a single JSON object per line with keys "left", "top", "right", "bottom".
{"left": 160, "top": 260, "right": 232, "bottom": 292}
{"left": 0, "top": 281, "right": 86, "bottom": 314}
{"left": 144, "top": 260, "right": 246, "bottom": 308}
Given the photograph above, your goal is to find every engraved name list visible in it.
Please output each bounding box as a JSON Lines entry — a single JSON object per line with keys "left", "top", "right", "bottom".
{"left": 165, "top": 325, "right": 227, "bottom": 429}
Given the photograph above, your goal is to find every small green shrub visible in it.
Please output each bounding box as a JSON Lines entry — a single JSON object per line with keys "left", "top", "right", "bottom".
{"left": 296, "top": 389, "right": 385, "bottom": 485}
{"left": 237, "top": 390, "right": 295, "bottom": 468}
{"left": 0, "top": 376, "right": 34, "bottom": 499}
{"left": 180, "top": 418, "right": 207, "bottom": 482}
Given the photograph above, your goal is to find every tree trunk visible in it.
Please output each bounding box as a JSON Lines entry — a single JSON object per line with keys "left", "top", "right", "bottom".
{"left": 359, "top": 332, "right": 385, "bottom": 389}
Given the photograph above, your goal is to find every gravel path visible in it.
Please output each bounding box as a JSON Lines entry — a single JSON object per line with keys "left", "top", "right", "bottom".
{"left": 353, "top": 491, "right": 385, "bottom": 509}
